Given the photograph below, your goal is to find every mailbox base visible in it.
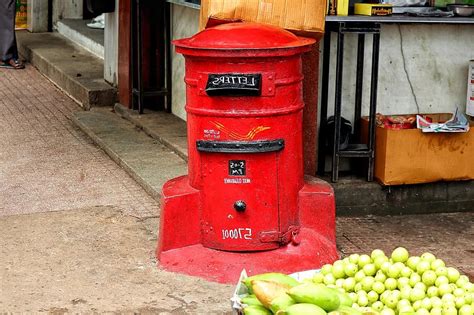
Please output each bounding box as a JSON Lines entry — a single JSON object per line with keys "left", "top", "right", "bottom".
{"left": 157, "top": 176, "right": 338, "bottom": 284}
{"left": 158, "top": 227, "right": 338, "bottom": 283}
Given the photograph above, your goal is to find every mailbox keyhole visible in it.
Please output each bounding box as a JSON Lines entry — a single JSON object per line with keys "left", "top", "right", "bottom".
{"left": 234, "top": 200, "right": 246, "bottom": 212}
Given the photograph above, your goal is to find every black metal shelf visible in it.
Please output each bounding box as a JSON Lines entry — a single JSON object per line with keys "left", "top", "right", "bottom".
{"left": 318, "top": 21, "right": 381, "bottom": 183}
{"left": 326, "top": 15, "right": 474, "bottom": 24}
{"left": 165, "top": 0, "right": 200, "bottom": 10}
{"left": 318, "top": 15, "right": 474, "bottom": 182}
{"left": 131, "top": 0, "right": 172, "bottom": 114}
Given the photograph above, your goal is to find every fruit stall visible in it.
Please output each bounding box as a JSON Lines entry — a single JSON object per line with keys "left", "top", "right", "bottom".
{"left": 233, "top": 247, "right": 474, "bottom": 315}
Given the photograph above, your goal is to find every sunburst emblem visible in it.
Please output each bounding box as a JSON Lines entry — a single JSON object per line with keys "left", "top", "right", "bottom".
{"left": 211, "top": 121, "right": 271, "bottom": 141}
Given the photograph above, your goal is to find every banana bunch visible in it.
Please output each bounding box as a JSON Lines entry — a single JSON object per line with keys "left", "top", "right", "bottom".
{"left": 241, "top": 272, "right": 374, "bottom": 315}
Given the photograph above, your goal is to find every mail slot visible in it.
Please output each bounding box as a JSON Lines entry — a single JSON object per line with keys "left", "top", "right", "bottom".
{"left": 157, "top": 22, "right": 338, "bottom": 282}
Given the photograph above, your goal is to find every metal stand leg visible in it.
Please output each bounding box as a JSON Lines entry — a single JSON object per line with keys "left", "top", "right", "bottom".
{"left": 331, "top": 30, "right": 345, "bottom": 183}
{"left": 354, "top": 34, "right": 365, "bottom": 138}
{"left": 324, "top": 22, "right": 380, "bottom": 183}
{"left": 367, "top": 32, "right": 380, "bottom": 182}
{"left": 317, "top": 31, "right": 331, "bottom": 176}
{"left": 130, "top": 0, "right": 172, "bottom": 114}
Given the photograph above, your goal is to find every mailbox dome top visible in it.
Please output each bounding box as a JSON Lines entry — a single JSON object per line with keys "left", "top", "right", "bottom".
{"left": 174, "top": 22, "right": 315, "bottom": 55}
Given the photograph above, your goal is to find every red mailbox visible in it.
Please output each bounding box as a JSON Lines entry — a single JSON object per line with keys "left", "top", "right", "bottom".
{"left": 157, "top": 23, "right": 338, "bottom": 283}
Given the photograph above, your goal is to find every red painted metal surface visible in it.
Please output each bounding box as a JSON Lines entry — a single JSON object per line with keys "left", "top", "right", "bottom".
{"left": 157, "top": 23, "right": 338, "bottom": 283}
{"left": 175, "top": 22, "right": 314, "bottom": 50}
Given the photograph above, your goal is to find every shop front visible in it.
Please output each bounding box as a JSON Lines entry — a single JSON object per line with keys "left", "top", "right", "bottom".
{"left": 25, "top": 0, "right": 474, "bottom": 183}
{"left": 162, "top": 1, "right": 474, "bottom": 183}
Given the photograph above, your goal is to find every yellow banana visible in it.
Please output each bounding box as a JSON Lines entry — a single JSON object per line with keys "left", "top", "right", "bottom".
{"left": 327, "top": 287, "right": 353, "bottom": 307}
{"left": 252, "top": 280, "right": 291, "bottom": 308}
{"left": 287, "top": 283, "right": 341, "bottom": 312}
{"left": 331, "top": 305, "right": 363, "bottom": 315}
{"left": 242, "top": 294, "right": 264, "bottom": 307}
{"left": 243, "top": 273, "right": 300, "bottom": 294}
{"left": 277, "top": 303, "right": 327, "bottom": 315}
{"left": 270, "top": 293, "right": 296, "bottom": 314}
{"left": 243, "top": 305, "right": 272, "bottom": 315}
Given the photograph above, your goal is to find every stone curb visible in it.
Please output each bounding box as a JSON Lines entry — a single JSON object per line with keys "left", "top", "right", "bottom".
{"left": 72, "top": 111, "right": 187, "bottom": 203}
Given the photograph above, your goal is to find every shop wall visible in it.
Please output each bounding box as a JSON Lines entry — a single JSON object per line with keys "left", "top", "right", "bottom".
{"left": 324, "top": 24, "right": 474, "bottom": 121}
{"left": 169, "top": 8, "right": 473, "bottom": 125}
{"left": 52, "top": 0, "right": 83, "bottom": 25}
{"left": 27, "top": 0, "right": 48, "bottom": 32}
{"left": 171, "top": 4, "right": 200, "bottom": 121}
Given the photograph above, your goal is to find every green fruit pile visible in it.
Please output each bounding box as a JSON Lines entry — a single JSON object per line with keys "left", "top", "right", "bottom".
{"left": 240, "top": 248, "right": 473, "bottom": 315}
{"left": 241, "top": 272, "right": 372, "bottom": 315}
{"left": 313, "top": 248, "right": 474, "bottom": 315}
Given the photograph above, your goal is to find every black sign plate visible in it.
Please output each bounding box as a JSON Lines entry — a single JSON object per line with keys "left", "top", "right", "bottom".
{"left": 229, "top": 160, "right": 246, "bottom": 176}
{"left": 206, "top": 73, "right": 261, "bottom": 96}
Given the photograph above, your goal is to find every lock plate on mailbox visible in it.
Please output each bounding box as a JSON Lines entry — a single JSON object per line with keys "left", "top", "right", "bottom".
{"left": 196, "top": 139, "right": 285, "bottom": 153}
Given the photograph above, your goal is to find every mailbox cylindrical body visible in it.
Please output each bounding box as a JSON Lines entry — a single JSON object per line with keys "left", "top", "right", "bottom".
{"left": 174, "top": 23, "right": 315, "bottom": 252}
{"left": 158, "top": 22, "right": 338, "bottom": 283}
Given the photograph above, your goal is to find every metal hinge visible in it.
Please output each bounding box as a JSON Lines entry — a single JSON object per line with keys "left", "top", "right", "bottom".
{"left": 259, "top": 225, "right": 301, "bottom": 246}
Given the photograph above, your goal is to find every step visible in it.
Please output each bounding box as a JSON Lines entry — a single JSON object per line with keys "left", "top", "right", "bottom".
{"left": 114, "top": 103, "right": 188, "bottom": 161}
{"left": 17, "top": 31, "right": 116, "bottom": 109}
{"left": 57, "top": 19, "right": 105, "bottom": 59}
{"left": 331, "top": 176, "right": 474, "bottom": 216}
{"left": 72, "top": 108, "right": 188, "bottom": 201}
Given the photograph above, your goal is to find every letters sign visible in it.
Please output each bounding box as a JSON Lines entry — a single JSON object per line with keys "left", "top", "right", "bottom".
{"left": 206, "top": 73, "right": 262, "bottom": 96}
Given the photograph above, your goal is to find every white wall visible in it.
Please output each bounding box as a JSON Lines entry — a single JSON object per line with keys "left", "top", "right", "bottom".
{"left": 324, "top": 23, "right": 474, "bottom": 122}
{"left": 104, "top": 0, "right": 119, "bottom": 86}
{"left": 171, "top": 4, "right": 200, "bottom": 121}
{"left": 53, "top": 0, "right": 83, "bottom": 25}
{"left": 27, "top": 0, "right": 48, "bottom": 32}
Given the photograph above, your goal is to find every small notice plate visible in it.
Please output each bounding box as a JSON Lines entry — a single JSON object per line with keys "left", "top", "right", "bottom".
{"left": 206, "top": 73, "right": 261, "bottom": 96}
{"left": 229, "top": 160, "right": 246, "bottom": 176}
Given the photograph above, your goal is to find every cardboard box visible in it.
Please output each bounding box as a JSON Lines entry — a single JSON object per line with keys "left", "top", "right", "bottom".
{"left": 337, "top": 0, "right": 349, "bottom": 16}
{"left": 361, "top": 114, "right": 474, "bottom": 186}
{"left": 200, "top": 0, "right": 327, "bottom": 36}
{"left": 354, "top": 3, "right": 392, "bottom": 16}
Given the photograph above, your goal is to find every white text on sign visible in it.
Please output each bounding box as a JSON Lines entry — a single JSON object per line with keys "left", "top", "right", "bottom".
{"left": 222, "top": 228, "right": 252, "bottom": 240}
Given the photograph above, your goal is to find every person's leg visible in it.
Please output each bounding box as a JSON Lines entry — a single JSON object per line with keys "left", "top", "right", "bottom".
{"left": 0, "top": 0, "right": 23, "bottom": 68}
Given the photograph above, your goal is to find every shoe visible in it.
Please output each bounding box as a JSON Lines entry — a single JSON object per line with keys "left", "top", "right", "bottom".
{"left": 0, "top": 59, "right": 25, "bottom": 69}
{"left": 87, "top": 14, "right": 105, "bottom": 29}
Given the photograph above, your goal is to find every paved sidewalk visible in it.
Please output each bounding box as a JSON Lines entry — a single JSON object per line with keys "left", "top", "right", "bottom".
{"left": 0, "top": 65, "right": 157, "bottom": 218}
{"left": 337, "top": 213, "right": 474, "bottom": 279}
{"left": 0, "top": 65, "right": 472, "bottom": 313}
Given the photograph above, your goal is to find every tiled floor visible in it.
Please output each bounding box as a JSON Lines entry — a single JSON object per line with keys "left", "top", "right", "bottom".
{"left": 336, "top": 212, "right": 474, "bottom": 279}
{"left": 0, "top": 65, "right": 159, "bottom": 218}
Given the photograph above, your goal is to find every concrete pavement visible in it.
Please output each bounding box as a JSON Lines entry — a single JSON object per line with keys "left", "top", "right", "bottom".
{"left": 0, "top": 207, "right": 232, "bottom": 313}
{"left": 0, "top": 64, "right": 472, "bottom": 313}
{"left": 0, "top": 64, "right": 233, "bottom": 313}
